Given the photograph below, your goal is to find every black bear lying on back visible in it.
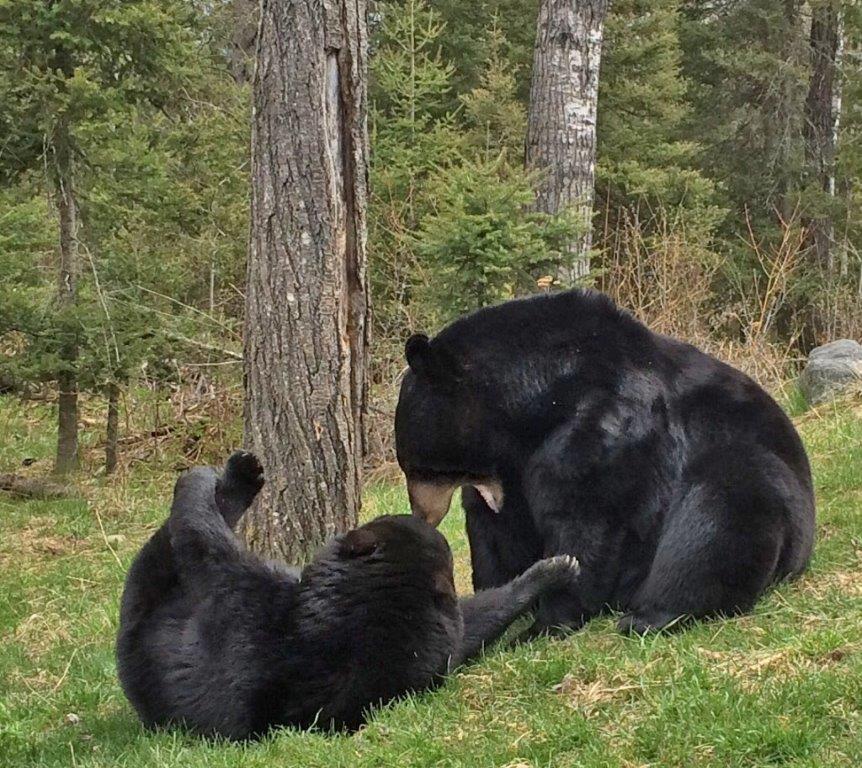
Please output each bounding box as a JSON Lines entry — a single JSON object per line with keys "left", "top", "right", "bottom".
{"left": 116, "top": 452, "right": 579, "bottom": 739}
{"left": 395, "top": 289, "right": 816, "bottom": 636}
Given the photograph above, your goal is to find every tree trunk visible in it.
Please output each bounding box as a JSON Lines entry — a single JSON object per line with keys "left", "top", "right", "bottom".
{"left": 796, "top": 1, "right": 844, "bottom": 347}
{"left": 803, "top": 2, "right": 843, "bottom": 276}
{"left": 54, "top": 115, "right": 80, "bottom": 475}
{"left": 526, "top": 0, "right": 609, "bottom": 284}
{"left": 0, "top": 474, "right": 74, "bottom": 500}
{"left": 105, "top": 382, "right": 120, "bottom": 475}
{"left": 775, "top": 0, "right": 804, "bottom": 224}
{"left": 242, "top": 0, "right": 370, "bottom": 563}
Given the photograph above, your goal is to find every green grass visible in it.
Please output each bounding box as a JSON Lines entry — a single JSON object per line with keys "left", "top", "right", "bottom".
{"left": 1, "top": 395, "right": 861, "bottom": 767}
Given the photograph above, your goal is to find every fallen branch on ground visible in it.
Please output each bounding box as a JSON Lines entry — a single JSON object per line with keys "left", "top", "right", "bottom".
{"left": 0, "top": 474, "right": 75, "bottom": 500}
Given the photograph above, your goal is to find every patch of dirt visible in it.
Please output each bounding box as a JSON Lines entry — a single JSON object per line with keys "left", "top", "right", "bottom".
{"left": 30, "top": 535, "right": 82, "bottom": 556}
{"left": 0, "top": 520, "right": 93, "bottom": 568}
{"left": 0, "top": 512, "right": 109, "bottom": 562}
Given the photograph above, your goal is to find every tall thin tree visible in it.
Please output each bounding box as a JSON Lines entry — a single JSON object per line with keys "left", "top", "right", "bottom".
{"left": 526, "top": 0, "right": 609, "bottom": 283}
{"left": 803, "top": 1, "right": 844, "bottom": 277}
{"left": 243, "top": 0, "right": 370, "bottom": 562}
{"left": 53, "top": 96, "right": 80, "bottom": 474}
{"left": 228, "top": 0, "right": 259, "bottom": 85}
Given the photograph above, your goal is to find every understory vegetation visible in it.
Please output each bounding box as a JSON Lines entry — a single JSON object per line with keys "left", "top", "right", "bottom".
{"left": 4, "top": 1, "right": 862, "bottom": 470}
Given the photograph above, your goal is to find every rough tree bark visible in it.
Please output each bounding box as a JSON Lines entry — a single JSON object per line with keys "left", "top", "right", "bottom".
{"left": 242, "top": 0, "right": 369, "bottom": 562}
{"left": 0, "top": 474, "right": 74, "bottom": 500}
{"left": 526, "top": 0, "right": 609, "bottom": 284}
{"left": 53, "top": 116, "right": 80, "bottom": 475}
{"left": 803, "top": 1, "right": 844, "bottom": 277}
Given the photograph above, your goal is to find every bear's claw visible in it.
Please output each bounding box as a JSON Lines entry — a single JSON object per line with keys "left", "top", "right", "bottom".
{"left": 522, "top": 553, "right": 581, "bottom": 592}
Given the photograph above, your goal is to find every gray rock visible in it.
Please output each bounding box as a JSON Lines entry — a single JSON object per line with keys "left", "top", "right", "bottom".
{"left": 799, "top": 339, "right": 862, "bottom": 405}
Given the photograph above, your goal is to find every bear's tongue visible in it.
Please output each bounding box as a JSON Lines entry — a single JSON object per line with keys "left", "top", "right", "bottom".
{"left": 473, "top": 482, "right": 503, "bottom": 513}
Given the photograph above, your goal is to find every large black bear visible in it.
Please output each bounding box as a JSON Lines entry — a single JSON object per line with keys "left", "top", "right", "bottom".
{"left": 116, "top": 452, "right": 579, "bottom": 739}
{"left": 395, "top": 289, "right": 816, "bottom": 636}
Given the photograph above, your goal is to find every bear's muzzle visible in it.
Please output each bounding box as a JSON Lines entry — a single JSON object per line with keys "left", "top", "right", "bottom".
{"left": 407, "top": 478, "right": 504, "bottom": 526}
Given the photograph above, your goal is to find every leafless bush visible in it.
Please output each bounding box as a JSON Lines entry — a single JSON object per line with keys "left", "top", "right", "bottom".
{"left": 598, "top": 206, "right": 811, "bottom": 394}
{"left": 597, "top": 207, "right": 720, "bottom": 340}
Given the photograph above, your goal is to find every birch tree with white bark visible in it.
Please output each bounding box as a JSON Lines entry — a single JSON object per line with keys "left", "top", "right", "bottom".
{"left": 803, "top": 0, "right": 845, "bottom": 277}
{"left": 526, "top": 0, "right": 609, "bottom": 283}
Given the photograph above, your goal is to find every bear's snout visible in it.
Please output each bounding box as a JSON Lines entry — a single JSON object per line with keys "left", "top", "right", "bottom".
{"left": 407, "top": 479, "right": 457, "bottom": 526}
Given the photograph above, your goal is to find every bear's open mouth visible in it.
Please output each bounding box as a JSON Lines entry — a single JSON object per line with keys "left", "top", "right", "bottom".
{"left": 407, "top": 477, "right": 504, "bottom": 526}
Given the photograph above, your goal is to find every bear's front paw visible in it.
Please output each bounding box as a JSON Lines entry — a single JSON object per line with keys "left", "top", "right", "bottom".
{"left": 222, "top": 451, "right": 265, "bottom": 493}
{"left": 521, "top": 553, "right": 580, "bottom": 590}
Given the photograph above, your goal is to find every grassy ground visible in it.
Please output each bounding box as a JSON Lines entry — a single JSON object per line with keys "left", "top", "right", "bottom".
{"left": 1, "top": 395, "right": 861, "bottom": 768}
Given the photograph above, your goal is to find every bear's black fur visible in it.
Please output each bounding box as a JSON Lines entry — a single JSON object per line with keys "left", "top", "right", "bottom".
{"left": 116, "top": 452, "right": 579, "bottom": 739}
{"left": 395, "top": 289, "right": 816, "bottom": 636}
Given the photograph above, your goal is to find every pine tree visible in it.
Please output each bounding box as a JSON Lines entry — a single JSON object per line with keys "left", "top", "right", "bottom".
{"left": 598, "top": 0, "right": 721, "bottom": 235}
{"left": 0, "top": 2, "right": 247, "bottom": 472}
{"left": 431, "top": 0, "right": 538, "bottom": 103}
{"left": 0, "top": 0, "right": 201, "bottom": 473}
{"left": 680, "top": 0, "right": 809, "bottom": 233}
{"left": 459, "top": 21, "right": 527, "bottom": 159}
{"left": 368, "top": 0, "right": 463, "bottom": 349}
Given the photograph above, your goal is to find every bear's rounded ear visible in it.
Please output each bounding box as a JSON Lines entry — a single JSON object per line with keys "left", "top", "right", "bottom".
{"left": 339, "top": 528, "right": 379, "bottom": 558}
{"left": 405, "top": 333, "right": 431, "bottom": 375}
{"left": 405, "top": 333, "right": 462, "bottom": 384}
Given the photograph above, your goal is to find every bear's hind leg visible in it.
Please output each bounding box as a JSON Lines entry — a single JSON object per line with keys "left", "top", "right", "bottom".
{"left": 618, "top": 475, "right": 787, "bottom": 634}
{"left": 617, "top": 609, "right": 689, "bottom": 635}
{"left": 513, "top": 582, "right": 599, "bottom": 642}
{"left": 168, "top": 467, "right": 245, "bottom": 585}
{"left": 512, "top": 520, "right": 626, "bottom": 640}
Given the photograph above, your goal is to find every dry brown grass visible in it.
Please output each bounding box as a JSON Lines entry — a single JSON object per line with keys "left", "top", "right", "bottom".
{"left": 597, "top": 208, "right": 722, "bottom": 342}
{"left": 697, "top": 643, "right": 857, "bottom": 693}
{"left": 598, "top": 207, "right": 812, "bottom": 395}
{"left": 553, "top": 673, "right": 644, "bottom": 713}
